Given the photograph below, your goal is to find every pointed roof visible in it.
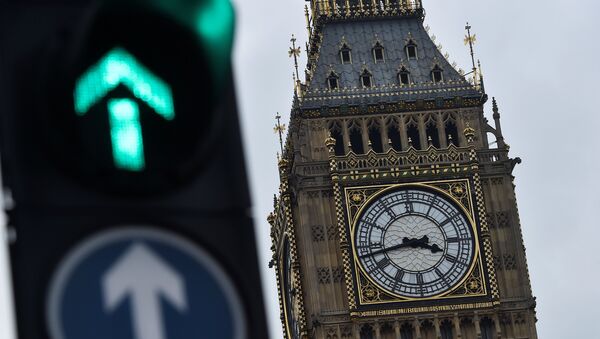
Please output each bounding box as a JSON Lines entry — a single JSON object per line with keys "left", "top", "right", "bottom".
{"left": 297, "top": 3, "right": 484, "bottom": 113}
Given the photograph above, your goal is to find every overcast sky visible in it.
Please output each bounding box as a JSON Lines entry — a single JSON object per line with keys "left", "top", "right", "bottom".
{"left": 1, "top": 0, "right": 600, "bottom": 338}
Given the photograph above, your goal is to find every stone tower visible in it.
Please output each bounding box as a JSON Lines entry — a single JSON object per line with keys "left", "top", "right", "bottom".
{"left": 268, "top": 1, "right": 538, "bottom": 338}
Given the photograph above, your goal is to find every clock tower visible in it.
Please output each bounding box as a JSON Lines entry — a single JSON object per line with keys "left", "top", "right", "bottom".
{"left": 268, "top": 1, "right": 538, "bottom": 338}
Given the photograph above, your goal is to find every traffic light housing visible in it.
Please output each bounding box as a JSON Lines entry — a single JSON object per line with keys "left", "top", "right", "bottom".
{"left": 0, "top": 1, "right": 268, "bottom": 338}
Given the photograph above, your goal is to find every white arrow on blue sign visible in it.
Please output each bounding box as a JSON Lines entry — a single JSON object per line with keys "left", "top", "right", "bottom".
{"left": 46, "top": 227, "right": 246, "bottom": 339}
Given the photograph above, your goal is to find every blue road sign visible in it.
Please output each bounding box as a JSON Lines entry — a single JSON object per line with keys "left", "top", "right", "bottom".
{"left": 46, "top": 227, "right": 246, "bottom": 339}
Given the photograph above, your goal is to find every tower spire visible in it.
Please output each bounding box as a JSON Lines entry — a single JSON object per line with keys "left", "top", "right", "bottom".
{"left": 273, "top": 112, "right": 286, "bottom": 154}
{"left": 464, "top": 22, "right": 478, "bottom": 87}
{"left": 288, "top": 34, "right": 301, "bottom": 83}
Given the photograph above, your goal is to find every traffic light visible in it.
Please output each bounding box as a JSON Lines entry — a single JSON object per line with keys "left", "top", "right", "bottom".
{"left": 0, "top": 1, "right": 268, "bottom": 338}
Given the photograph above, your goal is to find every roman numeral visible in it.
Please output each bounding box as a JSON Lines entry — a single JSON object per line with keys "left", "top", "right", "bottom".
{"left": 416, "top": 273, "right": 424, "bottom": 285}
{"left": 426, "top": 196, "right": 438, "bottom": 216}
{"left": 445, "top": 254, "right": 457, "bottom": 263}
{"left": 434, "top": 268, "right": 450, "bottom": 287}
{"left": 439, "top": 215, "right": 456, "bottom": 226}
{"left": 395, "top": 270, "right": 405, "bottom": 282}
{"left": 376, "top": 258, "right": 391, "bottom": 270}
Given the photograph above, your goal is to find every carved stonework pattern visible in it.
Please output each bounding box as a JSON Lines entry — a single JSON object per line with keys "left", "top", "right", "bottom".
{"left": 317, "top": 266, "right": 344, "bottom": 284}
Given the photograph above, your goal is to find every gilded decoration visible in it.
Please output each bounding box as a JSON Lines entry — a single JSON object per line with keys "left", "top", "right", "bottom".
{"left": 343, "top": 179, "right": 492, "bottom": 307}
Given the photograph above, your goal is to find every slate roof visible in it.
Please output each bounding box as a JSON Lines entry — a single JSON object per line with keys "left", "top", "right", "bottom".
{"left": 300, "top": 17, "right": 482, "bottom": 110}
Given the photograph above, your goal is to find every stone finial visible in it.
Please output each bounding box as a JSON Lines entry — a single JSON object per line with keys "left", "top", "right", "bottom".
{"left": 278, "top": 157, "right": 289, "bottom": 170}
{"left": 325, "top": 135, "right": 337, "bottom": 151}
{"left": 492, "top": 97, "right": 500, "bottom": 118}
{"left": 267, "top": 212, "right": 276, "bottom": 225}
{"left": 463, "top": 122, "right": 476, "bottom": 142}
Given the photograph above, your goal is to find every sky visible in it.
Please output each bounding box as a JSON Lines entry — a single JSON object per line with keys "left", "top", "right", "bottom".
{"left": 1, "top": 0, "right": 600, "bottom": 338}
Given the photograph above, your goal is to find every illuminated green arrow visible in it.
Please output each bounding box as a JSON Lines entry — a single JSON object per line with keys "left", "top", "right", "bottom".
{"left": 74, "top": 48, "right": 175, "bottom": 172}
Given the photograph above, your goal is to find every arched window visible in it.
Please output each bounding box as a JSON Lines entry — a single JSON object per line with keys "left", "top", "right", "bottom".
{"left": 372, "top": 42, "right": 385, "bottom": 63}
{"left": 480, "top": 318, "right": 495, "bottom": 339}
{"left": 329, "top": 122, "right": 345, "bottom": 156}
{"left": 387, "top": 119, "right": 402, "bottom": 151}
{"left": 367, "top": 120, "right": 383, "bottom": 153}
{"left": 348, "top": 121, "right": 364, "bottom": 154}
{"left": 380, "top": 323, "right": 395, "bottom": 338}
{"left": 340, "top": 44, "right": 352, "bottom": 64}
{"left": 400, "top": 323, "right": 414, "bottom": 339}
{"left": 440, "top": 320, "right": 453, "bottom": 339}
{"left": 360, "top": 324, "right": 374, "bottom": 339}
{"left": 361, "top": 69, "right": 373, "bottom": 88}
{"left": 405, "top": 40, "right": 418, "bottom": 60}
{"left": 425, "top": 116, "right": 440, "bottom": 148}
{"left": 327, "top": 71, "right": 340, "bottom": 90}
{"left": 398, "top": 67, "right": 411, "bottom": 85}
{"left": 406, "top": 118, "right": 421, "bottom": 150}
{"left": 444, "top": 115, "right": 459, "bottom": 146}
{"left": 432, "top": 65, "right": 443, "bottom": 83}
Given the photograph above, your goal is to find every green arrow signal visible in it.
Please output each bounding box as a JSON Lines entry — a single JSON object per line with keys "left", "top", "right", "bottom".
{"left": 74, "top": 48, "right": 175, "bottom": 172}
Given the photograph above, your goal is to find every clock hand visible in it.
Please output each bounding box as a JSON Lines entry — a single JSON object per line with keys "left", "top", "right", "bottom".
{"left": 402, "top": 236, "right": 443, "bottom": 254}
{"left": 361, "top": 238, "right": 421, "bottom": 257}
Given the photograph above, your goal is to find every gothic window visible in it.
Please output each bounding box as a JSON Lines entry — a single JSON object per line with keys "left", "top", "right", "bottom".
{"left": 348, "top": 121, "right": 364, "bottom": 154}
{"left": 398, "top": 67, "right": 411, "bottom": 85}
{"left": 380, "top": 323, "right": 394, "bottom": 338}
{"left": 361, "top": 69, "right": 373, "bottom": 88}
{"left": 425, "top": 116, "right": 440, "bottom": 148}
{"left": 444, "top": 115, "right": 459, "bottom": 146}
{"left": 329, "top": 121, "right": 345, "bottom": 155}
{"left": 373, "top": 42, "right": 385, "bottom": 63}
{"left": 440, "top": 320, "right": 453, "bottom": 339}
{"left": 368, "top": 120, "right": 383, "bottom": 153}
{"left": 405, "top": 40, "right": 418, "bottom": 60}
{"left": 340, "top": 44, "right": 352, "bottom": 64}
{"left": 327, "top": 71, "right": 340, "bottom": 90}
{"left": 359, "top": 324, "right": 374, "bottom": 339}
{"left": 480, "top": 318, "right": 495, "bottom": 339}
{"left": 406, "top": 117, "right": 421, "bottom": 149}
{"left": 400, "top": 323, "right": 414, "bottom": 339}
{"left": 387, "top": 119, "right": 402, "bottom": 151}
{"left": 432, "top": 65, "right": 444, "bottom": 83}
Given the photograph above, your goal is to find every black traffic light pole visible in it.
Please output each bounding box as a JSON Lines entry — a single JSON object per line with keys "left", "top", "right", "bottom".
{"left": 0, "top": 1, "right": 269, "bottom": 338}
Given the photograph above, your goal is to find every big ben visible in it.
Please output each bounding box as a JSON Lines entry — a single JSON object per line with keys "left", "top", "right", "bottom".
{"left": 268, "top": 0, "right": 538, "bottom": 338}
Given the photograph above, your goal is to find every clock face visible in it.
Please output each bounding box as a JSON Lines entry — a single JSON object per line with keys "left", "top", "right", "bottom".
{"left": 282, "top": 240, "right": 300, "bottom": 339}
{"left": 354, "top": 186, "right": 476, "bottom": 298}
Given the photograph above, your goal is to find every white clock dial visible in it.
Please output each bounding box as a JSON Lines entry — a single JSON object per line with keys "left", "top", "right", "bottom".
{"left": 354, "top": 186, "right": 475, "bottom": 298}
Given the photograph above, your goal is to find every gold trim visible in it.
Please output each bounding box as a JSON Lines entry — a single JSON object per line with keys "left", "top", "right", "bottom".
{"left": 351, "top": 301, "right": 495, "bottom": 317}
{"left": 279, "top": 237, "right": 294, "bottom": 339}
{"left": 344, "top": 179, "right": 488, "bottom": 304}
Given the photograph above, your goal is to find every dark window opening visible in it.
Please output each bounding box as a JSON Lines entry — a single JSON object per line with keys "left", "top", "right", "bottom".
{"left": 327, "top": 73, "right": 339, "bottom": 90}
{"left": 373, "top": 44, "right": 385, "bottom": 63}
{"left": 349, "top": 128, "right": 364, "bottom": 154}
{"left": 330, "top": 129, "right": 345, "bottom": 155}
{"left": 406, "top": 42, "right": 417, "bottom": 60}
{"left": 426, "top": 123, "right": 440, "bottom": 148}
{"left": 440, "top": 320, "right": 453, "bottom": 339}
{"left": 407, "top": 124, "right": 421, "bottom": 150}
{"left": 400, "top": 323, "right": 414, "bottom": 339}
{"left": 361, "top": 71, "right": 373, "bottom": 88}
{"left": 368, "top": 126, "right": 383, "bottom": 153}
{"left": 387, "top": 125, "right": 402, "bottom": 151}
{"left": 445, "top": 120, "right": 458, "bottom": 146}
{"left": 399, "top": 68, "right": 410, "bottom": 85}
{"left": 360, "top": 325, "right": 374, "bottom": 339}
{"left": 481, "top": 318, "right": 495, "bottom": 339}
{"left": 432, "top": 66, "right": 443, "bottom": 83}
{"left": 340, "top": 47, "right": 352, "bottom": 64}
